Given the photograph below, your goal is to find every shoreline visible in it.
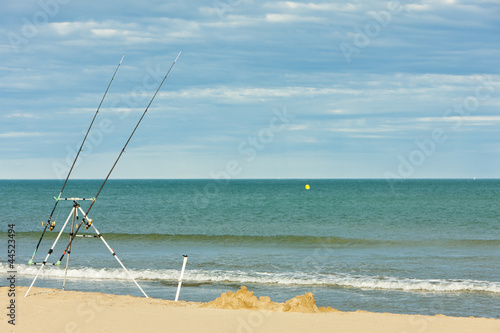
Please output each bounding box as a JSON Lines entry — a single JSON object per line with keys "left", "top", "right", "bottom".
{"left": 1, "top": 286, "right": 499, "bottom": 333}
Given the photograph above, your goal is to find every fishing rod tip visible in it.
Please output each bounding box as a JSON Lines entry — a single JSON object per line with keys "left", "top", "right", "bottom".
{"left": 174, "top": 51, "right": 182, "bottom": 62}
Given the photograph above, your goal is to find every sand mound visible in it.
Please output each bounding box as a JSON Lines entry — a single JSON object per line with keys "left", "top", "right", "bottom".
{"left": 201, "top": 286, "right": 338, "bottom": 313}
{"left": 283, "top": 291, "right": 318, "bottom": 313}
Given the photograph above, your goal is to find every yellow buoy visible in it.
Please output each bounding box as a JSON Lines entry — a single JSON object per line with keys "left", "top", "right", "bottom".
{"left": 305, "top": 184, "right": 310, "bottom": 190}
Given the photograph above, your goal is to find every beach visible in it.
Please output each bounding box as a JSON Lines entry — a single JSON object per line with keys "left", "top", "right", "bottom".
{"left": 1, "top": 286, "right": 499, "bottom": 333}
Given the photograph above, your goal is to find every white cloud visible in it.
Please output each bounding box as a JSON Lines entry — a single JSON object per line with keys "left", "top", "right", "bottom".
{"left": 45, "top": 18, "right": 200, "bottom": 46}
{"left": 50, "top": 21, "right": 100, "bottom": 35}
{"left": 416, "top": 115, "right": 500, "bottom": 123}
{"left": 159, "top": 86, "right": 361, "bottom": 103}
{"left": 288, "top": 124, "right": 309, "bottom": 131}
{"left": 0, "top": 132, "right": 45, "bottom": 138}
{"left": 286, "top": 134, "right": 322, "bottom": 143}
{"left": 204, "top": 14, "right": 263, "bottom": 28}
{"left": 5, "top": 113, "right": 38, "bottom": 119}
{"left": 404, "top": 3, "right": 432, "bottom": 11}
{"left": 91, "top": 28, "right": 123, "bottom": 38}
{"left": 265, "top": 13, "right": 325, "bottom": 23}
{"left": 327, "top": 109, "right": 347, "bottom": 115}
{"left": 153, "top": 72, "right": 500, "bottom": 107}
{"left": 264, "top": 1, "right": 359, "bottom": 12}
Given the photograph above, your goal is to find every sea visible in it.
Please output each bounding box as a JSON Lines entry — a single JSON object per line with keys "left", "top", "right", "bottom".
{"left": 0, "top": 179, "right": 499, "bottom": 319}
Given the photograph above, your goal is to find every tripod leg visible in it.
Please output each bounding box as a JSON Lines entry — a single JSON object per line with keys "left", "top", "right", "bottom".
{"left": 25, "top": 207, "right": 76, "bottom": 297}
{"left": 76, "top": 206, "right": 149, "bottom": 298}
{"left": 63, "top": 205, "right": 78, "bottom": 290}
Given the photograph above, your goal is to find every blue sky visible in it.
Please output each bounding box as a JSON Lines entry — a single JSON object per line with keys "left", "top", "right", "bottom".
{"left": 1, "top": 0, "right": 499, "bottom": 179}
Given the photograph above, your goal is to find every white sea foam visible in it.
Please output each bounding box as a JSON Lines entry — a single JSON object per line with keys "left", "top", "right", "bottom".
{"left": 2, "top": 263, "right": 500, "bottom": 294}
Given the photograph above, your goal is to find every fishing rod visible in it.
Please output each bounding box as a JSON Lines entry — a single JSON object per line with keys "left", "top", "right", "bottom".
{"left": 28, "top": 54, "right": 126, "bottom": 265}
{"left": 55, "top": 51, "right": 182, "bottom": 266}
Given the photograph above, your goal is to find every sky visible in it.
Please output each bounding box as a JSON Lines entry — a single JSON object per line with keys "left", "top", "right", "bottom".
{"left": 0, "top": 0, "right": 499, "bottom": 179}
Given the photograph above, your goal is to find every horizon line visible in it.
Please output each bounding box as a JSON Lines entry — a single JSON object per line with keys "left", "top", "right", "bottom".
{"left": 1, "top": 177, "right": 498, "bottom": 181}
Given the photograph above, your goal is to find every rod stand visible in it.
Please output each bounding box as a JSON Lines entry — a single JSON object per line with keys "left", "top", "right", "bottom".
{"left": 25, "top": 199, "right": 148, "bottom": 298}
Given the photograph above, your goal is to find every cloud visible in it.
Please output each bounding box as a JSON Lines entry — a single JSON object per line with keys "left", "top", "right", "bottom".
{"left": 263, "top": 1, "right": 360, "bottom": 11}
{"left": 5, "top": 112, "right": 39, "bottom": 119}
{"left": 160, "top": 86, "right": 360, "bottom": 102}
{"left": 30, "top": 17, "right": 201, "bottom": 50}
{"left": 416, "top": 115, "right": 500, "bottom": 125}
{"left": 0, "top": 131, "right": 45, "bottom": 138}
{"left": 265, "top": 13, "right": 326, "bottom": 23}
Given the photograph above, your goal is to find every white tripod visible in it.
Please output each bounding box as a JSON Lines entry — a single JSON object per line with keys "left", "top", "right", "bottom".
{"left": 25, "top": 198, "right": 148, "bottom": 298}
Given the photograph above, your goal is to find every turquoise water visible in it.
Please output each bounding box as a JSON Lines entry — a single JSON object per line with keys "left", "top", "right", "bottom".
{"left": 1, "top": 179, "right": 499, "bottom": 318}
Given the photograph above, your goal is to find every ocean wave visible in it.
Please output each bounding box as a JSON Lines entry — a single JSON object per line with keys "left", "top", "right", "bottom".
{"left": 3, "top": 264, "right": 499, "bottom": 294}
{"left": 4, "top": 232, "right": 500, "bottom": 249}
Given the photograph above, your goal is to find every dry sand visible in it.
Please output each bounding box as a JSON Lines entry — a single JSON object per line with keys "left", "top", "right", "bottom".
{"left": 1, "top": 286, "right": 499, "bottom": 333}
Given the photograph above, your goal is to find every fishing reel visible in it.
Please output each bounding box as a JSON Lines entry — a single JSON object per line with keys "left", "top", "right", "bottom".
{"left": 42, "top": 220, "right": 57, "bottom": 231}
{"left": 84, "top": 218, "right": 93, "bottom": 230}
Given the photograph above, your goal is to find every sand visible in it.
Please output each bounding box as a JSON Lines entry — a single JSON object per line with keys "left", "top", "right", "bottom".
{"left": 1, "top": 286, "right": 499, "bottom": 333}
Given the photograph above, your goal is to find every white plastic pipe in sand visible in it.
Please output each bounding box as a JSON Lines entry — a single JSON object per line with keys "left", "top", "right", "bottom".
{"left": 175, "top": 255, "right": 188, "bottom": 301}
